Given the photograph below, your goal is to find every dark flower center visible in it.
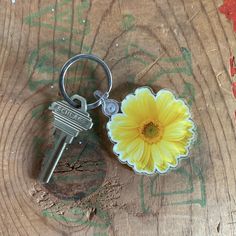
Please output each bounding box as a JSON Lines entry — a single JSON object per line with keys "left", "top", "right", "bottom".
{"left": 142, "top": 122, "right": 160, "bottom": 139}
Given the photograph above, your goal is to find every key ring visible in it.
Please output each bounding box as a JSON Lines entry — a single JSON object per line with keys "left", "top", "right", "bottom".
{"left": 59, "top": 54, "right": 112, "bottom": 110}
{"left": 39, "top": 53, "right": 196, "bottom": 183}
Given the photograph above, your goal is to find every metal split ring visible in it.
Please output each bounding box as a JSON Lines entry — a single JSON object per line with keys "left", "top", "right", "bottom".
{"left": 59, "top": 54, "right": 112, "bottom": 110}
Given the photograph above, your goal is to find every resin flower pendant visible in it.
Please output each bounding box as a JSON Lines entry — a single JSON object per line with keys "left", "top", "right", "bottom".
{"left": 106, "top": 87, "right": 195, "bottom": 175}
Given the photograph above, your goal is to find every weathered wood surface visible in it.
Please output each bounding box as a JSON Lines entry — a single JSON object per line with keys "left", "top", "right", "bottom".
{"left": 0, "top": 0, "right": 236, "bottom": 235}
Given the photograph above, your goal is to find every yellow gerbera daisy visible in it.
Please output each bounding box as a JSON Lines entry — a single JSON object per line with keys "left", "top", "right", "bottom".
{"left": 107, "top": 87, "right": 195, "bottom": 174}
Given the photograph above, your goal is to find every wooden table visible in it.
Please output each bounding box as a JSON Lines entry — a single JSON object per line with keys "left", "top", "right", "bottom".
{"left": 0, "top": 0, "right": 235, "bottom": 235}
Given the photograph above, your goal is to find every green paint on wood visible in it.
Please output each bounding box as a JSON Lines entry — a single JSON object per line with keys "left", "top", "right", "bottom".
{"left": 125, "top": 44, "right": 193, "bottom": 84}
{"left": 179, "top": 82, "right": 195, "bottom": 106}
{"left": 42, "top": 205, "right": 111, "bottom": 228}
{"left": 122, "top": 14, "right": 135, "bottom": 31}
{"left": 24, "top": 0, "right": 71, "bottom": 31}
{"left": 169, "top": 163, "right": 206, "bottom": 207}
{"left": 139, "top": 176, "right": 150, "bottom": 213}
{"left": 148, "top": 48, "right": 192, "bottom": 84}
{"left": 139, "top": 160, "right": 206, "bottom": 213}
{"left": 27, "top": 37, "right": 90, "bottom": 72}
{"left": 24, "top": 0, "right": 90, "bottom": 35}
{"left": 193, "top": 126, "right": 202, "bottom": 148}
{"left": 27, "top": 37, "right": 96, "bottom": 91}
{"left": 56, "top": 9, "right": 72, "bottom": 24}
{"left": 125, "top": 43, "right": 155, "bottom": 65}
{"left": 150, "top": 167, "right": 193, "bottom": 197}
{"left": 93, "top": 233, "right": 108, "bottom": 236}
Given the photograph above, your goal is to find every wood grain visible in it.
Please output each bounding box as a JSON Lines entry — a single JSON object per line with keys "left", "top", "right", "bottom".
{"left": 0, "top": 0, "right": 236, "bottom": 235}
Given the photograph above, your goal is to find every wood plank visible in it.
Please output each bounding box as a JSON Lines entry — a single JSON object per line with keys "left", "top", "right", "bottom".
{"left": 0, "top": 0, "right": 235, "bottom": 235}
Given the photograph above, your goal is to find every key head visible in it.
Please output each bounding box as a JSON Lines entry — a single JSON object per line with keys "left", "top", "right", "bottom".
{"left": 49, "top": 96, "right": 93, "bottom": 139}
{"left": 70, "top": 94, "right": 87, "bottom": 112}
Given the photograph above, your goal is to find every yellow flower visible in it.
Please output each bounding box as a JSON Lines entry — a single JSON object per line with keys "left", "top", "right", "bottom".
{"left": 107, "top": 87, "right": 195, "bottom": 174}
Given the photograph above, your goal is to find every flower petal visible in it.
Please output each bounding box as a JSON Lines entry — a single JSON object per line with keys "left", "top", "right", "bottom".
{"left": 107, "top": 114, "right": 139, "bottom": 142}
{"left": 116, "top": 138, "right": 144, "bottom": 162}
{"left": 155, "top": 90, "right": 190, "bottom": 126}
{"left": 160, "top": 140, "right": 183, "bottom": 161}
{"left": 171, "top": 140, "right": 191, "bottom": 156}
{"left": 135, "top": 143, "right": 154, "bottom": 173}
{"left": 151, "top": 143, "right": 172, "bottom": 172}
{"left": 134, "top": 87, "right": 158, "bottom": 119}
{"left": 163, "top": 119, "right": 194, "bottom": 142}
{"left": 121, "top": 87, "right": 157, "bottom": 123}
{"left": 108, "top": 126, "right": 139, "bottom": 142}
{"left": 108, "top": 114, "right": 139, "bottom": 130}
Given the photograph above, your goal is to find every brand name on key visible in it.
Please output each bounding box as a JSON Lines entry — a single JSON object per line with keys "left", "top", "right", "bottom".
{"left": 54, "top": 104, "right": 90, "bottom": 125}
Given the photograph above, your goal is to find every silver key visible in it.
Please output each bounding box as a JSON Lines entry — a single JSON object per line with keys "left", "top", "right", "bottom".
{"left": 39, "top": 95, "right": 93, "bottom": 183}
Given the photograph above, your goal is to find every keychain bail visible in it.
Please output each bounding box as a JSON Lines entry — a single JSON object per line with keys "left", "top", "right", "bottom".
{"left": 59, "top": 54, "right": 113, "bottom": 110}
{"left": 94, "top": 90, "right": 120, "bottom": 117}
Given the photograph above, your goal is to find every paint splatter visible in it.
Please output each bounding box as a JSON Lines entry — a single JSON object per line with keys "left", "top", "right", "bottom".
{"left": 229, "top": 56, "right": 236, "bottom": 98}
{"left": 230, "top": 55, "right": 236, "bottom": 77}
{"left": 229, "top": 55, "right": 236, "bottom": 122}
{"left": 219, "top": 0, "right": 236, "bottom": 32}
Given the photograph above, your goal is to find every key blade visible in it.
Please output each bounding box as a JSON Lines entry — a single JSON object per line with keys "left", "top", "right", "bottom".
{"left": 38, "top": 133, "right": 69, "bottom": 183}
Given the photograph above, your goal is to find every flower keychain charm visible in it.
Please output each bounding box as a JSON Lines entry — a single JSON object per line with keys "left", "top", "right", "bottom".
{"left": 39, "top": 54, "right": 195, "bottom": 183}
{"left": 106, "top": 88, "right": 195, "bottom": 174}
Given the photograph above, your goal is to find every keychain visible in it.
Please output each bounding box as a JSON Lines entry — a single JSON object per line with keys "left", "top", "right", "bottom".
{"left": 38, "top": 54, "right": 195, "bottom": 183}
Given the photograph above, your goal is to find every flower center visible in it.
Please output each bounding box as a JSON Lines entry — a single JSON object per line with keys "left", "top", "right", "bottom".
{"left": 143, "top": 122, "right": 159, "bottom": 138}
{"left": 139, "top": 120, "right": 163, "bottom": 144}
